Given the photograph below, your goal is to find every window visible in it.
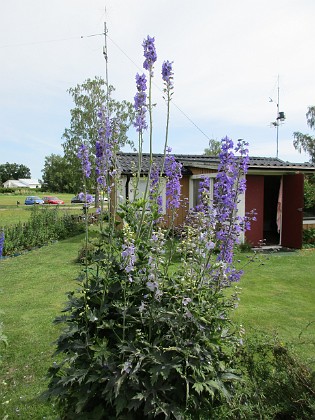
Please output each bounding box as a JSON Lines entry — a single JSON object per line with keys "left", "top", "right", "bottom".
{"left": 128, "top": 176, "right": 167, "bottom": 214}
{"left": 189, "top": 175, "right": 215, "bottom": 209}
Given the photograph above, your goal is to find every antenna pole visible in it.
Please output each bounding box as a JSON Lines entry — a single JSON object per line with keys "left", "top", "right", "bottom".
{"left": 103, "top": 20, "right": 110, "bottom": 112}
{"left": 270, "top": 75, "right": 285, "bottom": 159}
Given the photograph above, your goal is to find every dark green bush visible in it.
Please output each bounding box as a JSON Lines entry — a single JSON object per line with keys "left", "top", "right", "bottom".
{"left": 46, "top": 265, "right": 241, "bottom": 419}
{"left": 213, "top": 332, "right": 315, "bottom": 419}
{"left": 1, "top": 207, "right": 85, "bottom": 256}
{"left": 0, "top": 188, "right": 16, "bottom": 194}
{"left": 0, "top": 187, "right": 41, "bottom": 195}
{"left": 303, "top": 228, "right": 315, "bottom": 246}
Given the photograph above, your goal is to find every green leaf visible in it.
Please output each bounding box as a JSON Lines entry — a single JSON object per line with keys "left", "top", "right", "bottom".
{"left": 114, "top": 373, "right": 127, "bottom": 398}
{"left": 192, "top": 382, "right": 205, "bottom": 395}
{"left": 221, "top": 372, "right": 240, "bottom": 381}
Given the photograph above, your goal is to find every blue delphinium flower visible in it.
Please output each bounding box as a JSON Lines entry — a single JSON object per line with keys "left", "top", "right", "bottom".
{"left": 213, "top": 136, "right": 250, "bottom": 280}
{"left": 121, "top": 232, "right": 136, "bottom": 282}
{"left": 149, "top": 164, "right": 163, "bottom": 215}
{"left": 143, "top": 229, "right": 165, "bottom": 300}
{"left": 196, "top": 176, "right": 212, "bottom": 212}
{"left": 133, "top": 73, "right": 148, "bottom": 132}
{"left": 77, "top": 144, "right": 91, "bottom": 178}
{"left": 184, "top": 137, "right": 250, "bottom": 288}
{"left": 78, "top": 192, "right": 94, "bottom": 204}
{"left": 0, "top": 230, "right": 4, "bottom": 258}
{"left": 96, "top": 111, "right": 114, "bottom": 192}
{"left": 161, "top": 60, "right": 174, "bottom": 87}
{"left": 121, "top": 242, "right": 136, "bottom": 278}
{"left": 142, "top": 36, "right": 157, "bottom": 73}
{"left": 164, "top": 152, "right": 182, "bottom": 210}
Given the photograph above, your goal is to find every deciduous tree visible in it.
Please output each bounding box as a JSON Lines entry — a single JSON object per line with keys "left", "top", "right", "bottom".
{"left": 204, "top": 139, "right": 221, "bottom": 156}
{"left": 293, "top": 106, "right": 315, "bottom": 212}
{"left": 41, "top": 154, "right": 74, "bottom": 193}
{"left": 293, "top": 106, "right": 315, "bottom": 163}
{"left": 0, "top": 162, "right": 31, "bottom": 183}
{"left": 62, "top": 77, "right": 134, "bottom": 192}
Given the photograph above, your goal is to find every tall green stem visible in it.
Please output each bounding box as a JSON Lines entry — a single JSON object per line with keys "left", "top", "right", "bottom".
{"left": 136, "top": 72, "right": 153, "bottom": 240}
{"left": 160, "top": 88, "right": 171, "bottom": 177}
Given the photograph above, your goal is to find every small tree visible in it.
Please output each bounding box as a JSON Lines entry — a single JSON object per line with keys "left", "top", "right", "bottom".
{"left": 204, "top": 138, "right": 221, "bottom": 156}
{"left": 41, "top": 154, "right": 74, "bottom": 193}
{"left": 293, "top": 106, "right": 315, "bottom": 163}
{"left": 62, "top": 77, "right": 135, "bottom": 193}
{"left": 293, "top": 106, "right": 315, "bottom": 212}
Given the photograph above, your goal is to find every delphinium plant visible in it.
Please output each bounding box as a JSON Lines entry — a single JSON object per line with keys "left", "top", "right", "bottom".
{"left": 46, "top": 36, "right": 251, "bottom": 419}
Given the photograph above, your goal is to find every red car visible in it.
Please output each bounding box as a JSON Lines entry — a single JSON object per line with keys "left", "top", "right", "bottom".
{"left": 43, "top": 196, "right": 64, "bottom": 205}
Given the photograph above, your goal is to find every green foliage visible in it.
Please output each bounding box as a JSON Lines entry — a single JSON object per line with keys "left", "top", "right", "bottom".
{"left": 61, "top": 77, "right": 135, "bottom": 193}
{"left": 0, "top": 187, "right": 16, "bottom": 193}
{"left": 46, "top": 223, "right": 241, "bottom": 419}
{"left": 41, "top": 153, "right": 75, "bottom": 193}
{"left": 293, "top": 106, "right": 315, "bottom": 163}
{"left": 0, "top": 187, "right": 41, "bottom": 196}
{"left": 304, "top": 174, "right": 315, "bottom": 211}
{"left": 1, "top": 206, "right": 85, "bottom": 256}
{"left": 0, "top": 162, "right": 31, "bottom": 184}
{"left": 213, "top": 332, "right": 315, "bottom": 419}
{"left": 303, "top": 228, "right": 315, "bottom": 246}
{"left": 237, "top": 240, "right": 253, "bottom": 253}
{"left": 204, "top": 139, "right": 221, "bottom": 156}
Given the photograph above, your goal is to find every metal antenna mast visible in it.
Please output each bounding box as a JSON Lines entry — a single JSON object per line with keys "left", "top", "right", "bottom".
{"left": 103, "top": 18, "right": 110, "bottom": 112}
{"left": 270, "top": 75, "right": 285, "bottom": 158}
{"left": 276, "top": 77, "right": 280, "bottom": 158}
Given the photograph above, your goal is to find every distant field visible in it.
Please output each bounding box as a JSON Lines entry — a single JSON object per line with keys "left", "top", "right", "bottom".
{"left": 0, "top": 193, "right": 86, "bottom": 227}
{"left": 0, "top": 192, "right": 74, "bottom": 207}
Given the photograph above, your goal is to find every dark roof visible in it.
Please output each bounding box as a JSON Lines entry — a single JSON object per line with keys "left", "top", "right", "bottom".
{"left": 117, "top": 153, "right": 315, "bottom": 174}
{"left": 116, "top": 153, "right": 193, "bottom": 175}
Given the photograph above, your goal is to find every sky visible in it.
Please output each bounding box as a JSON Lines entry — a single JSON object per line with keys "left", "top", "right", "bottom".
{"left": 1, "top": 0, "right": 314, "bottom": 180}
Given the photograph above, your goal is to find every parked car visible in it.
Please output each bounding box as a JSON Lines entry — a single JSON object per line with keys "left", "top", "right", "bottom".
{"left": 43, "top": 196, "right": 64, "bottom": 205}
{"left": 70, "top": 194, "right": 95, "bottom": 204}
{"left": 24, "top": 196, "right": 44, "bottom": 205}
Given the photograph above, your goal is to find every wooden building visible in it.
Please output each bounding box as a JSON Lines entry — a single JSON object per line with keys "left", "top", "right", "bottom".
{"left": 116, "top": 153, "right": 315, "bottom": 249}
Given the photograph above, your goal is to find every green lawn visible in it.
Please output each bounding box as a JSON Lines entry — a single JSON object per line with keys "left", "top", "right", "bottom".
{"left": 0, "top": 235, "right": 84, "bottom": 418}
{"left": 0, "top": 192, "right": 75, "bottom": 207}
{"left": 0, "top": 239, "right": 314, "bottom": 418}
{"left": 233, "top": 249, "right": 315, "bottom": 366}
{"left": 0, "top": 192, "right": 87, "bottom": 227}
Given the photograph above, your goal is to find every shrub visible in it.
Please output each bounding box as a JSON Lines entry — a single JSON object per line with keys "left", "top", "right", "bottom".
{"left": 304, "top": 175, "right": 315, "bottom": 212}
{"left": 0, "top": 188, "right": 16, "bottom": 194}
{"left": 214, "top": 332, "right": 315, "bottom": 419}
{"left": 1, "top": 206, "right": 85, "bottom": 256}
{"left": 303, "top": 228, "right": 315, "bottom": 246}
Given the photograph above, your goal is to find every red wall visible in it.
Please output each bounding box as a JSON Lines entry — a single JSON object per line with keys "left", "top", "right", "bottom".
{"left": 245, "top": 175, "right": 264, "bottom": 246}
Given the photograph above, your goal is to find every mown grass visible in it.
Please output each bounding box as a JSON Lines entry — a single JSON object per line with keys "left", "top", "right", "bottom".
{"left": 0, "top": 235, "right": 84, "bottom": 418}
{"left": 0, "top": 240, "right": 314, "bottom": 418}
{"left": 233, "top": 249, "right": 315, "bottom": 367}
